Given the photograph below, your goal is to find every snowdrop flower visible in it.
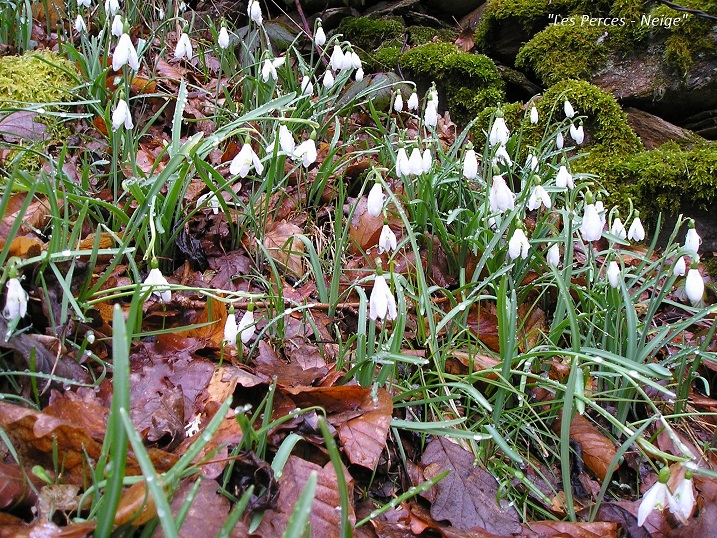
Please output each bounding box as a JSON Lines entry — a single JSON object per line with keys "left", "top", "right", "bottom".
{"left": 105, "top": 0, "right": 119, "bottom": 16}
{"left": 237, "top": 307, "right": 255, "bottom": 344}
{"left": 668, "top": 471, "right": 696, "bottom": 524}
{"left": 564, "top": 99, "right": 575, "bottom": 118}
{"left": 323, "top": 69, "right": 335, "bottom": 89}
{"left": 489, "top": 174, "right": 515, "bottom": 213}
{"left": 556, "top": 131, "right": 564, "bottom": 150}
{"left": 174, "top": 32, "right": 192, "bottom": 60}
{"left": 218, "top": 26, "right": 230, "bottom": 49}
{"left": 113, "top": 33, "right": 140, "bottom": 71}
{"left": 525, "top": 153, "right": 539, "bottom": 172}
{"left": 607, "top": 261, "right": 621, "bottom": 288}
{"left": 3, "top": 277, "right": 28, "bottom": 322}
{"left": 111, "top": 14, "right": 123, "bottom": 37}
{"left": 78, "top": 0, "right": 91, "bottom": 7}
{"left": 223, "top": 307, "right": 238, "bottom": 345}
{"left": 530, "top": 105, "right": 538, "bottom": 124}
{"left": 278, "top": 124, "right": 295, "bottom": 155}
{"left": 393, "top": 92, "right": 404, "bottom": 113}
{"left": 407, "top": 91, "right": 419, "bottom": 111}
{"left": 611, "top": 217, "right": 627, "bottom": 240}
{"left": 111, "top": 98, "right": 133, "bottom": 130}
{"left": 300, "top": 76, "right": 313, "bottom": 96}
{"left": 422, "top": 148, "right": 432, "bottom": 173}
{"left": 294, "top": 138, "right": 317, "bottom": 168}
{"left": 527, "top": 181, "right": 551, "bottom": 211}
{"left": 261, "top": 57, "right": 284, "bottom": 82}
{"left": 408, "top": 148, "right": 423, "bottom": 175}
{"left": 143, "top": 266, "right": 171, "bottom": 302}
{"left": 462, "top": 144, "right": 478, "bottom": 179}
{"left": 330, "top": 44, "right": 345, "bottom": 71}
{"left": 247, "top": 0, "right": 262, "bottom": 25}
{"left": 508, "top": 228, "right": 530, "bottom": 260}
{"left": 395, "top": 146, "right": 410, "bottom": 177}
{"left": 684, "top": 221, "right": 701, "bottom": 254}
{"left": 423, "top": 104, "right": 438, "bottom": 128}
{"left": 580, "top": 203, "right": 603, "bottom": 242}
{"left": 674, "top": 255, "right": 686, "bottom": 276}
{"left": 230, "top": 140, "right": 264, "bottom": 178}
{"left": 637, "top": 468, "right": 672, "bottom": 527}
{"left": 547, "top": 244, "right": 561, "bottom": 268}
{"left": 355, "top": 67, "right": 364, "bottom": 81}
{"left": 378, "top": 225, "right": 397, "bottom": 254}
{"left": 493, "top": 144, "right": 512, "bottom": 167}
{"left": 570, "top": 123, "right": 584, "bottom": 145}
{"left": 196, "top": 192, "right": 219, "bottom": 214}
{"left": 628, "top": 215, "right": 645, "bottom": 242}
{"left": 595, "top": 200, "right": 607, "bottom": 228}
{"left": 685, "top": 260, "right": 704, "bottom": 305}
{"left": 367, "top": 183, "right": 385, "bottom": 217}
{"left": 555, "top": 165, "right": 573, "bottom": 189}
{"left": 369, "top": 273, "right": 397, "bottom": 321}
{"left": 74, "top": 14, "right": 87, "bottom": 33}
{"left": 348, "top": 50, "right": 362, "bottom": 70}
{"left": 314, "top": 23, "right": 326, "bottom": 47}
{"left": 489, "top": 116, "right": 510, "bottom": 147}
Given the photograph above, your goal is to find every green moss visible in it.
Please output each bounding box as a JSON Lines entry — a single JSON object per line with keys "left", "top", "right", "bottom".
{"left": 367, "top": 45, "right": 402, "bottom": 71}
{"left": 399, "top": 42, "right": 504, "bottom": 125}
{"left": 516, "top": 24, "right": 609, "bottom": 86}
{"left": 0, "top": 50, "right": 77, "bottom": 107}
{"left": 406, "top": 25, "right": 457, "bottom": 46}
{"left": 336, "top": 16, "right": 405, "bottom": 52}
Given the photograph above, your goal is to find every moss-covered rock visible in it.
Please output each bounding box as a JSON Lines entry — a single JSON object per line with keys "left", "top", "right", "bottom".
{"left": 399, "top": 42, "right": 505, "bottom": 125}
{"left": 406, "top": 25, "right": 457, "bottom": 46}
{"left": 336, "top": 16, "right": 405, "bottom": 52}
{"left": 0, "top": 50, "right": 77, "bottom": 107}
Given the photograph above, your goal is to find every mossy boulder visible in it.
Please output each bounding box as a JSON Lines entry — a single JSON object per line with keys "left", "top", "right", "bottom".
{"left": 399, "top": 42, "right": 505, "bottom": 125}
{"left": 0, "top": 50, "right": 77, "bottom": 107}
{"left": 336, "top": 16, "right": 405, "bottom": 52}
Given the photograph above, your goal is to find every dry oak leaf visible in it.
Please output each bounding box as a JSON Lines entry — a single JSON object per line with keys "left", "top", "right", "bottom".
{"left": 556, "top": 411, "right": 618, "bottom": 482}
{"left": 419, "top": 437, "right": 521, "bottom": 535}
{"left": 337, "top": 387, "right": 393, "bottom": 470}
{"left": 263, "top": 220, "right": 305, "bottom": 276}
{"left": 522, "top": 520, "right": 618, "bottom": 537}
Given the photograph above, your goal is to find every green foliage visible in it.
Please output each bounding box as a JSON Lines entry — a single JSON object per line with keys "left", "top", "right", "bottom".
{"left": 406, "top": 25, "right": 457, "bottom": 46}
{"left": 367, "top": 45, "right": 402, "bottom": 71}
{"left": 336, "top": 16, "right": 405, "bottom": 51}
{"left": 516, "top": 24, "right": 609, "bottom": 86}
{"left": 0, "top": 50, "right": 77, "bottom": 107}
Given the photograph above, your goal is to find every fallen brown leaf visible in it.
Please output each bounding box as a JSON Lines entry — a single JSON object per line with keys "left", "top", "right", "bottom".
{"left": 337, "top": 388, "right": 393, "bottom": 470}
{"left": 263, "top": 220, "right": 305, "bottom": 276}
{"left": 557, "top": 412, "right": 618, "bottom": 482}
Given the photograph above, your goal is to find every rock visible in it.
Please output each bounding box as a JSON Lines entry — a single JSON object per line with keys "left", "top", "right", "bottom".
{"left": 683, "top": 109, "right": 717, "bottom": 139}
{"left": 426, "top": 0, "right": 486, "bottom": 18}
{"left": 624, "top": 107, "right": 692, "bottom": 150}
{"left": 366, "top": 0, "right": 422, "bottom": 18}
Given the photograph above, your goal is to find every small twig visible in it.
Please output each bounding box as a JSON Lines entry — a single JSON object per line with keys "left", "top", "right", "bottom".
{"left": 655, "top": 0, "right": 717, "bottom": 21}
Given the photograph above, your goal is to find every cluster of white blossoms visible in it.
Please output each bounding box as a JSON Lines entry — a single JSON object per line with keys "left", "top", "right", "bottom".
{"left": 638, "top": 465, "right": 696, "bottom": 527}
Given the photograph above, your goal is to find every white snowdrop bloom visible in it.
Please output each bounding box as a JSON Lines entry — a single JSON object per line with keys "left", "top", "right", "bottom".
{"left": 78, "top": 0, "right": 91, "bottom": 7}
{"left": 105, "top": 0, "right": 119, "bottom": 16}
{"left": 530, "top": 106, "right": 538, "bottom": 124}
{"left": 570, "top": 123, "right": 584, "bottom": 145}
{"left": 314, "top": 25, "right": 326, "bottom": 47}
{"left": 111, "top": 98, "right": 133, "bottom": 130}
{"left": 580, "top": 204, "right": 603, "bottom": 242}
{"left": 462, "top": 147, "right": 478, "bottom": 179}
{"left": 423, "top": 105, "right": 438, "bottom": 128}
{"left": 348, "top": 50, "right": 362, "bottom": 70}
{"left": 628, "top": 217, "right": 645, "bottom": 242}
{"left": 218, "top": 26, "right": 230, "bottom": 49}
{"left": 261, "top": 58, "right": 277, "bottom": 82}
{"left": 395, "top": 147, "right": 410, "bottom": 177}
{"left": 422, "top": 148, "right": 432, "bottom": 173}
{"left": 174, "top": 32, "right": 193, "bottom": 60}
{"left": 237, "top": 309, "right": 255, "bottom": 343}
{"left": 378, "top": 225, "right": 397, "bottom": 254}
{"left": 555, "top": 165, "right": 573, "bottom": 189}
{"left": 3, "top": 278, "right": 28, "bottom": 322}
{"left": 143, "top": 268, "right": 171, "bottom": 302}
{"left": 564, "top": 99, "right": 575, "bottom": 118}
{"left": 354, "top": 67, "right": 364, "bottom": 81}
{"left": 323, "top": 69, "right": 335, "bottom": 89}
{"left": 223, "top": 310, "right": 238, "bottom": 345}
{"left": 489, "top": 116, "right": 510, "bottom": 147}
{"left": 196, "top": 192, "right": 219, "bottom": 214}
{"left": 393, "top": 92, "right": 403, "bottom": 112}
{"left": 367, "top": 183, "right": 385, "bottom": 217}
{"left": 607, "top": 261, "right": 621, "bottom": 288}
{"left": 668, "top": 474, "right": 696, "bottom": 524}
{"left": 525, "top": 153, "right": 539, "bottom": 172}
{"left": 407, "top": 91, "right": 419, "bottom": 111}
{"left": 685, "top": 265, "right": 704, "bottom": 305}
{"left": 547, "top": 244, "right": 561, "bottom": 267}
{"left": 112, "top": 33, "right": 140, "bottom": 71}
{"left": 595, "top": 200, "right": 607, "bottom": 227}
{"left": 229, "top": 142, "right": 264, "bottom": 178}
{"left": 408, "top": 148, "right": 424, "bottom": 175}
{"left": 493, "top": 144, "right": 512, "bottom": 167}
{"left": 74, "top": 14, "right": 87, "bottom": 33}
{"left": 556, "top": 131, "right": 564, "bottom": 149}
{"left": 637, "top": 480, "right": 672, "bottom": 527}
{"left": 508, "top": 228, "right": 530, "bottom": 260}
{"left": 300, "top": 76, "right": 314, "bottom": 96}
{"left": 111, "top": 14, "right": 123, "bottom": 37}
{"left": 611, "top": 218, "right": 627, "bottom": 240}
{"left": 489, "top": 175, "right": 515, "bottom": 213}
{"left": 247, "top": 0, "right": 262, "bottom": 25}
{"left": 673, "top": 255, "right": 686, "bottom": 276}
{"left": 684, "top": 225, "right": 701, "bottom": 254}
{"left": 330, "top": 44, "right": 345, "bottom": 71}
{"left": 294, "top": 139, "right": 317, "bottom": 168}
{"left": 369, "top": 275, "right": 397, "bottom": 321}
{"left": 527, "top": 184, "right": 551, "bottom": 211}
{"left": 278, "top": 124, "right": 295, "bottom": 155}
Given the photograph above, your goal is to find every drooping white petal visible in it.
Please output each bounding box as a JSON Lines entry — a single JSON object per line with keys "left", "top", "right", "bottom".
{"left": 278, "top": 125, "right": 295, "bottom": 155}
{"left": 113, "top": 33, "right": 140, "bottom": 71}
{"left": 508, "top": 229, "right": 530, "bottom": 260}
{"left": 489, "top": 117, "right": 510, "bottom": 147}
{"left": 570, "top": 123, "right": 584, "bottom": 145}
{"left": 330, "top": 45, "right": 345, "bottom": 71}
{"left": 407, "top": 92, "right": 419, "bottom": 111}
{"left": 607, "top": 261, "right": 621, "bottom": 288}
{"left": 395, "top": 147, "right": 410, "bottom": 177}
{"left": 684, "top": 227, "right": 701, "bottom": 254}
{"left": 111, "top": 14, "right": 123, "bottom": 37}
{"left": 354, "top": 67, "right": 364, "bottom": 81}
{"left": 628, "top": 218, "right": 645, "bottom": 241}
{"left": 611, "top": 218, "right": 627, "bottom": 240}
{"left": 556, "top": 131, "right": 564, "bottom": 150}
{"left": 463, "top": 148, "right": 478, "bottom": 179}
{"left": 75, "top": 15, "right": 87, "bottom": 33}
{"left": 301, "top": 76, "right": 313, "bottom": 95}
{"left": 547, "top": 244, "right": 561, "bottom": 268}
{"left": 408, "top": 148, "right": 423, "bottom": 175}
{"left": 530, "top": 106, "right": 538, "bottom": 124}
{"left": 378, "top": 225, "right": 397, "bottom": 254}
{"left": 564, "top": 99, "right": 575, "bottom": 118}
{"left": 223, "top": 311, "right": 238, "bottom": 345}
{"left": 367, "top": 183, "right": 385, "bottom": 217}
{"left": 294, "top": 139, "right": 317, "bottom": 168}
{"left": 323, "top": 69, "right": 335, "bottom": 89}
{"left": 218, "top": 26, "right": 230, "bottom": 49}
{"left": 230, "top": 143, "right": 262, "bottom": 178}
{"left": 527, "top": 185, "right": 551, "bottom": 210}
{"left": 174, "top": 32, "right": 192, "bottom": 60}
{"left": 668, "top": 477, "right": 696, "bottom": 524}
{"left": 422, "top": 149, "right": 432, "bottom": 173}
{"left": 111, "top": 99, "right": 133, "bottom": 130}
{"left": 637, "top": 481, "right": 671, "bottom": 527}
{"left": 580, "top": 204, "right": 603, "bottom": 242}
{"left": 393, "top": 93, "right": 403, "bottom": 113}
{"left": 369, "top": 275, "right": 397, "bottom": 321}
{"left": 489, "top": 175, "right": 515, "bottom": 213}
{"left": 555, "top": 165, "right": 573, "bottom": 189}
{"left": 142, "top": 268, "right": 171, "bottom": 302}
{"left": 314, "top": 25, "right": 326, "bottom": 47}
{"left": 3, "top": 278, "right": 28, "bottom": 322}
{"left": 247, "top": 0, "right": 262, "bottom": 25}
{"left": 673, "top": 256, "right": 686, "bottom": 276}
{"left": 237, "top": 310, "right": 255, "bottom": 343}
{"left": 685, "top": 268, "right": 704, "bottom": 304}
